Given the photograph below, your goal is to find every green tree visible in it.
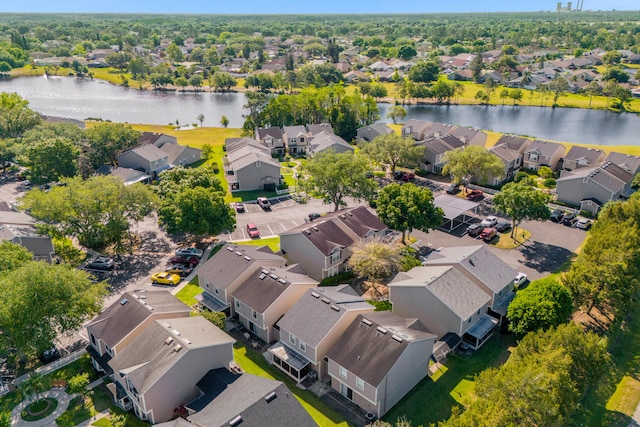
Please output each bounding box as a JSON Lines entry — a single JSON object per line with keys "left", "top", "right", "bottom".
{"left": 166, "top": 42, "right": 184, "bottom": 63}
{"left": 0, "top": 411, "right": 9, "bottom": 427}
{"left": 430, "top": 80, "right": 455, "bottom": 104}
{"left": 492, "top": 181, "right": 550, "bottom": 238}
{"left": 109, "top": 410, "right": 127, "bottom": 427}
{"left": 602, "top": 50, "right": 622, "bottom": 65}
{"left": 0, "top": 92, "right": 41, "bottom": 138}
{"left": 386, "top": 106, "right": 407, "bottom": 124}
{"left": 22, "top": 372, "right": 47, "bottom": 403}
{"left": 509, "top": 88, "right": 523, "bottom": 105}
{"left": 441, "top": 145, "right": 504, "bottom": 190}
{"left": 85, "top": 122, "right": 140, "bottom": 167}
{"left": 499, "top": 88, "right": 510, "bottom": 105}
{"left": 0, "top": 262, "right": 107, "bottom": 356}
{"left": 197, "top": 114, "right": 205, "bottom": 127}
{"left": 507, "top": 277, "right": 573, "bottom": 336}
{"left": 469, "top": 54, "right": 484, "bottom": 83}
{"left": 304, "top": 151, "right": 376, "bottom": 211}
{"left": 220, "top": 116, "right": 229, "bottom": 128}
{"left": 407, "top": 60, "right": 440, "bottom": 84}
{"left": 361, "top": 133, "right": 423, "bottom": 175}
{"left": 369, "top": 84, "right": 388, "bottom": 99}
{"left": 538, "top": 166, "right": 553, "bottom": 179}
{"left": 398, "top": 45, "right": 417, "bottom": 60}
{"left": 547, "top": 77, "right": 570, "bottom": 106}
{"left": 347, "top": 239, "right": 402, "bottom": 282}
{"left": 376, "top": 183, "right": 443, "bottom": 244}
{"left": 200, "top": 310, "right": 226, "bottom": 330}
{"left": 0, "top": 240, "right": 33, "bottom": 272}
{"left": 67, "top": 373, "right": 90, "bottom": 400}
{"left": 21, "top": 137, "right": 80, "bottom": 184}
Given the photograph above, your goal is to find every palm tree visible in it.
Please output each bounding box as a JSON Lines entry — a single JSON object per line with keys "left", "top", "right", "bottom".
{"left": 22, "top": 372, "right": 46, "bottom": 403}
{"left": 197, "top": 114, "right": 205, "bottom": 127}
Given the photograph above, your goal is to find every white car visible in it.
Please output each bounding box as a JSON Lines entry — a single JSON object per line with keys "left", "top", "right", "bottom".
{"left": 514, "top": 272, "right": 528, "bottom": 287}
{"left": 575, "top": 218, "right": 592, "bottom": 230}
{"left": 480, "top": 216, "right": 498, "bottom": 228}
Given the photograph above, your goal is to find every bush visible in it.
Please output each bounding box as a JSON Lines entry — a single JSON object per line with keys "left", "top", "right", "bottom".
{"left": 319, "top": 271, "right": 355, "bottom": 286}
{"left": 543, "top": 178, "right": 557, "bottom": 188}
{"left": 514, "top": 171, "right": 529, "bottom": 182}
{"left": 366, "top": 300, "right": 392, "bottom": 311}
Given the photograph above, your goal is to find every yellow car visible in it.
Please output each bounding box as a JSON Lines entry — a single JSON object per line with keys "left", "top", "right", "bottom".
{"left": 151, "top": 272, "right": 181, "bottom": 286}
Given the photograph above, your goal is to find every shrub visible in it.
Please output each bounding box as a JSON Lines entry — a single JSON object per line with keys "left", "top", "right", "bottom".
{"left": 319, "top": 271, "right": 355, "bottom": 286}
{"left": 514, "top": 171, "right": 529, "bottom": 182}
{"left": 543, "top": 178, "right": 557, "bottom": 188}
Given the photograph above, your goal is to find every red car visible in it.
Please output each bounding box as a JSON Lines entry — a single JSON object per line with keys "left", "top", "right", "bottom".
{"left": 480, "top": 227, "right": 497, "bottom": 241}
{"left": 170, "top": 255, "right": 199, "bottom": 266}
{"left": 466, "top": 190, "right": 483, "bottom": 201}
{"left": 401, "top": 172, "right": 415, "bottom": 182}
{"left": 246, "top": 223, "right": 260, "bottom": 239}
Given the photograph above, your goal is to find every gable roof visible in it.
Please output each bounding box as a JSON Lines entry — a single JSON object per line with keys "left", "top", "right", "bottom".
{"left": 187, "top": 370, "right": 316, "bottom": 427}
{"left": 109, "top": 317, "right": 235, "bottom": 395}
{"left": 282, "top": 126, "right": 308, "bottom": 138}
{"left": 225, "top": 138, "right": 269, "bottom": 155}
{"left": 306, "top": 123, "right": 334, "bottom": 136}
{"left": 139, "top": 132, "right": 175, "bottom": 146}
{"left": 197, "top": 244, "right": 283, "bottom": 292}
{"left": 227, "top": 146, "right": 281, "bottom": 171}
{"left": 256, "top": 127, "right": 284, "bottom": 140}
{"left": 332, "top": 206, "right": 387, "bottom": 238}
{"left": 126, "top": 144, "right": 168, "bottom": 163}
{"left": 605, "top": 151, "right": 640, "bottom": 174}
{"left": 325, "top": 312, "right": 435, "bottom": 387}
{"left": 276, "top": 286, "right": 373, "bottom": 348}
{"left": 448, "top": 126, "right": 486, "bottom": 144}
{"left": 558, "top": 162, "right": 633, "bottom": 194}
{"left": 232, "top": 266, "right": 317, "bottom": 313}
{"left": 563, "top": 146, "right": 605, "bottom": 165}
{"left": 525, "top": 140, "right": 566, "bottom": 158}
{"left": 86, "top": 291, "right": 191, "bottom": 348}
{"left": 96, "top": 165, "right": 150, "bottom": 185}
{"left": 390, "top": 265, "right": 491, "bottom": 319}
{"left": 490, "top": 144, "right": 521, "bottom": 163}
{"left": 494, "top": 135, "right": 531, "bottom": 153}
{"left": 308, "top": 132, "right": 353, "bottom": 154}
{"left": 357, "top": 123, "right": 393, "bottom": 137}
{"left": 285, "top": 219, "right": 355, "bottom": 256}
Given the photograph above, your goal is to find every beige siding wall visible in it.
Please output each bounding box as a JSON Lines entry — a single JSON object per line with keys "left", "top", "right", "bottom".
{"left": 172, "top": 147, "right": 202, "bottom": 166}
{"left": 236, "top": 162, "right": 280, "bottom": 191}
{"left": 235, "top": 299, "right": 268, "bottom": 341}
{"left": 328, "top": 360, "right": 379, "bottom": 415}
{"left": 556, "top": 178, "right": 616, "bottom": 207}
{"left": 281, "top": 234, "right": 324, "bottom": 281}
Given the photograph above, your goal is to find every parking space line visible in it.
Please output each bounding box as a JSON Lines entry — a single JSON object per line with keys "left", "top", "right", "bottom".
{"left": 291, "top": 221, "right": 299, "bottom": 227}
{"left": 267, "top": 225, "right": 275, "bottom": 236}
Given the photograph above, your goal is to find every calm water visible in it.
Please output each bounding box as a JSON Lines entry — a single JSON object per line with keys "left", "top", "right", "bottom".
{"left": 2, "top": 76, "right": 640, "bottom": 146}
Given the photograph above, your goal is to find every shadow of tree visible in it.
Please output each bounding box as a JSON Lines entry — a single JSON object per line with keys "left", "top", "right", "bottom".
{"left": 518, "top": 241, "right": 574, "bottom": 273}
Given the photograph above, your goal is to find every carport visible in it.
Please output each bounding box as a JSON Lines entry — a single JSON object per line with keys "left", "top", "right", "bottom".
{"left": 434, "top": 194, "right": 480, "bottom": 231}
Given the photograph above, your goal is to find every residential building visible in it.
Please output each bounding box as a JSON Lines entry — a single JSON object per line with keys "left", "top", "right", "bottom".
{"left": 447, "top": 126, "right": 487, "bottom": 146}
{"left": 223, "top": 138, "right": 282, "bottom": 192}
{"left": 422, "top": 135, "right": 466, "bottom": 174}
{"left": 282, "top": 125, "right": 309, "bottom": 156}
{"left": 356, "top": 123, "right": 393, "bottom": 142}
{"left": 97, "top": 165, "right": 151, "bottom": 185}
{"left": 267, "top": 285, "right": 374, "bottom": 382}
{"left": 159, "top": 143, "right": 202, "bottom": 167}
{"left": 306, "top": 123, "right": 334, "bottom": 136}
{"left": 255, "top": 127, "right": 285, "bottom": 155}
{"left": 401, "top": 119, "right": 432, "bottom": 140}
{"left": 117, "top": 145, "right": 171, "bottom": 178}
{"left": 185, "top": 370, "right": 316, "bottom": 427}
{"left": 0, "top": 211, "right": 55, "bottom": 262}
{"left": 522, "top": 140, "right": 566, "bottom": 171}
{"left": 604, "top": 151, "right": 640, "bottom": 175}
{"left": 196, "top": 244, "right": 285, "bottom": 314}
{"left": 561, "top": 146, "right": 606, "bottom": 172}
{"left": 108, "top": 316, "right": 235, "bottom": 424}
{"left": 86, "top": 290, "right": 192, "bottom": 374}
{"left": 232, "top": 266, "right": 318, "bottom": 343}
{"left": 307, "top": 132, "right": 354, "bottom": 156}
{"left": 280, "top": 206, "right": 388, "bottom": 281}
{"left": 138, "top": 132, "right": 178, "bottom": 148}
{"left": 325, "top": 312, "right": 436, "bottom": 418}
{"left": 489, "top": 144, "right": 523, "bottom": 185}
{"left": 493, "top": 135, "right": 532, "bottom": 155}
{"left": 556, "top": 162, "right": 635, "bottom": 214}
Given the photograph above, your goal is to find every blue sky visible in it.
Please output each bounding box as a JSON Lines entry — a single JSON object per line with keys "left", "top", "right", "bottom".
{"left": 1, "top": 0, "right": 638, "bottom": 14}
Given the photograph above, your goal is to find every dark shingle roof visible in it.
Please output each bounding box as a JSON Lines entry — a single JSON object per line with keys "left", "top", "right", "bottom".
{"left": 256, "top": 127, "right": 283, "bottom": 140}
{"left": 494, "top": 135, "right": 530, "bottom": 152}
{"left": 332, "top": 206, "right": 387, "bottom": 238}
{"left": 326, "top": 312, "right": 435, "bottom": 387}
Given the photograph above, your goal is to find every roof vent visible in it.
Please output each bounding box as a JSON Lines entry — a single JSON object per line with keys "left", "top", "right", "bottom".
{"left": 259, "top": 273, "right": 267, "bottom": 280}
{"left": 236, "top": 251, "right": 242, "bottom": 256}
{"left": 184, "top": 338, "right": 191, "bottom": 344}
{"left": 229, "top": 416, "right": 242, "bottom": 427}
{"left": 165, "top": 337, "right": 174, "bottom": 345}
{"left": 340, "top": 214, "right": 346, "bottom": 219}
{"left": 392, "top": 334, "right": 404, "bottom": 343}
{"left": 227, "top": 246, "right": 234, "bottom": 252}
{"left": 172, "top": 329, "right": 181, "bottom": 336}
{"left": 278, "top": 278, "right": 287, "bottom": 285}
{"left": 261, "top": 269, "right": 270, "bottom": 274}
{"left": 304, "top": 229, "right": 312, "bottom": 235}
{"left": 264, "top": 391, "right": 277, "bottom": 403}
{"left": 312, "top": 227, "right": 319, "bottom": 232}
{"left": 270, "top": 273, "right": 278, "bottom": 280}
{"left": 120, "top": 298, "right": 129, "bottom": 306}
{"left": 138, "top": 295, "right": 146, "bottom": 299}
{"left": 362, "top": 319, "right": 373, "bottom": 326}
{"left": 148, "top": 306, "right": 154, "bottom": 311}
{"left": 321, "top": 298, "right": 331, "bottom": 304}
{"left": 469, "top": 259, "right": 475, "bottom": 266}
{"left": 347, "top": 212, "right": 353, "bottom": 217}
{"left": 311, "top": 291, "right": 320, "bottom": 298}
{"left": 173, "top": 344, "right": 182, "bottom": 352}
{"left": 330, "top": 305, "right": 340, "bottom": 312}
{"left": 376, "top": 326, "right": 388, "bottom": 334}
{"left": 244, "top": 256, "right": 251, "bottom": 261}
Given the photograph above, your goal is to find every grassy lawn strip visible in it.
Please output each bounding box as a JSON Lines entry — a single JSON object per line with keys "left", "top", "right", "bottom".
{"left": 232, "top": 236, "right": 280, "bottom": 253}
{"left": 55, "top": 386, "right": 112, "bottom": 427}
{"left": 383, "top": 332, "right": 515, "bottom": 426}
{"left": 92, "top": 407, "right": 151, "bottom": 427}
{"left": 492, "top": 229, "right": 531, "bottom": 249}
{"left": 233, "top": 344, "right": 349, "bottom": 427}
{"left": 175, "top": 282, "right": 204, "bottom": 307}
{"left": 607, "top": 376, "right": 640, "bottom": 417}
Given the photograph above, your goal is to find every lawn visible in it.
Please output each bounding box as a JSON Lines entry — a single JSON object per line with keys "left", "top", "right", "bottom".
{"left": 493, "top": 229, "right": 531, "bottom": 249}
{"left": 233, "top": 344, "right": 349, "bottom": 427}
{"left": 55, "top": 386, "right": 112, "bottom": 427}
{"left": 382, "top": 332, "right": 515, "bottom": 426}
{"left": 175, "top": 282, "right": 204, "bottom": 307}
{"left": 233, "top": 236, "right": 280, "bottom": 253}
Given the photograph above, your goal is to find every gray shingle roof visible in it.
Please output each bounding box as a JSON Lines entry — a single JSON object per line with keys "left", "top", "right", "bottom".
{"left": 494, "top": 135, "right": 531, "bottom": 153}
{"left": 525, "top": 140, "right": 566, "bottom": 158}
{"left": 287, "top": 220, "right": 355, "bottom": 256}
{"left": 557, "top": 162, "right": 633, "bottom": 193}
{"left": 129, "top": 144, "right": 168, "bottom": 162}
{"left": 256, "top": 127, "right": 284, "bottom": 140}
{"left": 227, "top": 145, "right": 280, "bottom": 171}
{"left": 605, "top": 151, "right": 640, "bottom": 174}
{"left": 308, "top": 132, "right": 353, "bottom": 154}
{"left": 332, "top": 206, "right": 387, "bottom": 238}
{"left": 490, "top": 144, "right": 521, "bottom": 163}
{"left": 325, "top": 312, "right": 435, "bottom": 387}
{"left": 306, "top": 123, "right": 334, "bottom": 136}
{"left": 86, "top": 290, "right": 191, "bottom": 348}
{"left": 563, "top": 146, "right": 605, "bottom": 165}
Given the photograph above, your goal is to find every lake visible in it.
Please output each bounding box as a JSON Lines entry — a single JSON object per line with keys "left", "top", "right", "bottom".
{"left": 2, "top": 75, "right": 640, "bottom": 146}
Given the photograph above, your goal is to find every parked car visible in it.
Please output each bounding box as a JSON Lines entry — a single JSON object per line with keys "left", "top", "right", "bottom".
{"left": 257, "top": 197, "right": 271, "bottom": 210}
{"left": 549, "top": 209, "right": 564, "bottom": 222}
{"left": 401, "top": 172, "right": 415, "bottom": 182}
{"left": 446, "top": 183, "right": 461, "bottom": 194}
{"left": 86, "top": 256, "right": 115, "bottom": 271}
{"left": 306, "top": 212, "right": 321, "bottom": 222}
{"left": 151, "top": 272, "right": 181, "bottom": 286}
{"left": 167, "top": 264, "right": 194, "bottom": 277}
{"left": 480, "top": 227, "right": 497, "bottom": 241}
{"left": 514, "top": 272, "right": 528, "bottom": 287}
{"left": 466, "top": 190, "right": 483, "bottom": 201}
{"left": 575, "top": 218, "right": 592, "bottom": 230}
{"left": 175, "top": 247, "right": 204, "bottom": 258}
{"left": 561, "top": 212, "right": 577, "bottom": 226}
{"left": 495, "top": 220, "right": 511, "bottom": 232}
{"left": 170, "top": 255, "right": 199, "bottom": 266}
{"left": 40, "top": 347, "right": 61, "bottom": 364}
{"left": 467, "top": 223, "right": 484, "bottom": 237}
{"left": 246, "top": 223, "right": 260, "bottom": 238}
{"left": 480, "top": 216, "right": 498, "bottom": 228}
{"left": 235, "top": 202, "right": 245, "bottom": 213}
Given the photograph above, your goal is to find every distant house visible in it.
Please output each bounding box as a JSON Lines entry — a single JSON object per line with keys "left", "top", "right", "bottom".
{"left": 604, "top": 151, "right": 640, "bottom": 175}
{"left": 561, "top": 146, "right": 606, "bottom": 172}
{"left": 184, "top": 370, "right": 316, "bottom": 427}
{"left": 97, "top": 165, "right": 151, "bottom": 185}
{"left": 231, "top": 266, "right": 318, "bottom": 343}
{"left": 280, "top": 206, "right": 388, "bottom": 281}
{"left": 137, "top": 132, "right": 201, "bottom": 167}
{"left": 282, "top": 125, "right": 309, "bottom": 156}
{"left": 556, "top": 162, "right": 635, "bottom": 214}
{"left": 448, "top": 126, "right": 487, "bottom": 147}
{"left": 307, "top": 132, "right": 354, "bottom": 156}
{"left": 325, "top": 312, "right": 436, "bottom": 418}
{"left": 108, "top": 316, "right": 235, "bottom": 424}
{"left": 255, "top": 127, "right": 285, "bottom": 155}
{"left": 343, "top": 70, "right": 370, "bottom": 83}
{"left": 356, "top": 123, "right": 393, "bottom": 142}
{"left": 447, "top": 69, "right": 473, "bottom": 81}
{"left": 489, "top": 144, "right": 523, "bottom": 185}
{"left": 223, "top": 138, "right": 282, "bottom": 192}
{"left": 117, "top": 145, "right": 171, "bottom": 178}
{"left": 0, "top": 211, "right": 55, "bottom": 262}
{"left": 422, "top": 135, "right": 466, "bottom": 174}
{"left": 402, "top": 119, "right": 433, "bottom": 140}
{"left": 268, "top": 285, "right": 374, "bottom": 382}
{"left": 196, "top": 244, "right": 285, "bottom": 314}
{"left": 522, "top": 140, "right": 566, "bottom": 171}
{"left": 306, "top": 123, "right": 334, "bottom": 136}
{"left": 41, "top": 115, "right": 86, "bottom": 129}
{"left": 138, "top": 132, "right": 178, "bottom": 148}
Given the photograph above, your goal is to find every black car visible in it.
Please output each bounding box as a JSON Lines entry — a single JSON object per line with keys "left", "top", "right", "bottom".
{"left": 41, "top": 347, "right": 61, "bottom": 364}
{"left": 467, "top": 223, "right": 484, "bottom": 237}
{"left": 307, "top": 212, "right": 321, "bottom": 221}
{"left": 561, "top": 212, "right": 577, "bottom": 226}
{"left": 86, "top": 256, "right": 115, "bottom": 271}
{"left": 549, "top": 209, "right": 564, "bottom": 222}
{"left": 495, "top": 220, "right": 511, "bottom": 232}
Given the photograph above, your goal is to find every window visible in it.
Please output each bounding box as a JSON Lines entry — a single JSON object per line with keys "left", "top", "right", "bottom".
{"left": 256, "top": 160, "right": 261, "bottom": 168}
{"left": 90, "top": 334, "right": 96, "bottom": 345}
{"left": 235, "top": 299, "right": 240, "bottom": 309}
{"left": 252, "top": 310, "right": 258, "bottom": 319}
{"left": 329, "top": 249, "right": 341, "bottom": 264}
{"left": 290, "top": 334, "right": 296, "bottom": 345}
{"left": 205, "top": 281, "right": 210, "bottom": 289}
{"left": 214, "top": 285, "right": 219, "bottom": 294}
{"left": 299, "top": 341, "right": 306, "bottom": 351}
{"left": 339, "top": 365, "right": 347, "bottom": 378}
{"left": 356, "top": 377, "right": 364, "bottom": 390}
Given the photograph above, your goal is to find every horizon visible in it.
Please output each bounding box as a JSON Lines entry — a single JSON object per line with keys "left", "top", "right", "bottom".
{"left": 1, "top": 0, "right": 638, "bottom": 14}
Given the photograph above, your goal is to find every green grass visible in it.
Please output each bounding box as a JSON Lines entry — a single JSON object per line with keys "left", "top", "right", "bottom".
{"left": 383, "top": 332, "right": 515, "bottom": 426}
{"left": 55, "top": 387, "right": 112, "bottom": 427}
{"left": 233, "top": 344, "right": 349, "bottom": 427}
{"left": 175, "top": 283, "right": 204, "bottom": 307}
{"left": 92, "top": 407, "right": 151, "bottom": 427}
{"left": 21, "top": 398, "right": 58, "bottom": 421}
{"left": 233, "top": 236, "right": 280, "bottom": 253}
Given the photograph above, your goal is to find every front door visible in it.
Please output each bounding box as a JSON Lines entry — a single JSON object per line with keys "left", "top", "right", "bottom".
{"left": 340, "top": 382, "right": 353, "bottom": 401}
